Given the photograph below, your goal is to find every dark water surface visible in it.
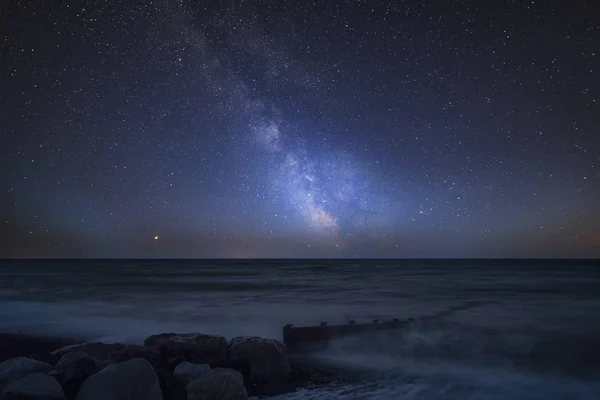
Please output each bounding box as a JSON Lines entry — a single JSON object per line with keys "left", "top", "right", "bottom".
{"left": 1, "top": 259, "right": 599, "bottom": 399}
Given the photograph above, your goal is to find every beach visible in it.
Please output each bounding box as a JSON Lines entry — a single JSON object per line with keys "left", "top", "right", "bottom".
{"left": 1, "top": 259, "right": 599, "bottom": 399}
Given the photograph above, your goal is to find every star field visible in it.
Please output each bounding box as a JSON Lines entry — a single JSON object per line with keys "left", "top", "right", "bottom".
{"left": 1, "top": 0, "right": 599, "bottom": 257}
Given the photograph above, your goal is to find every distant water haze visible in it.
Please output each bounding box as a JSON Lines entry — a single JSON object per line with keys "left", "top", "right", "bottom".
{"left": 1, "top": 259, "right": 599, "bottom": 399}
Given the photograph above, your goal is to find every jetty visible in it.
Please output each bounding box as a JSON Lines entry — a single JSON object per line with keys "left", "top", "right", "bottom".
{"left": 282, "top": 301, "right": 487, "bottom": 351}
{"left": 282, "top": 318, "right": 413, "bottom": 351}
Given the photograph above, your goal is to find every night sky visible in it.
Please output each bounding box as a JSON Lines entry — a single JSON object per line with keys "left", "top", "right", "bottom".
{"left": 1, "top": 0, "right": 599, "bottom": 258}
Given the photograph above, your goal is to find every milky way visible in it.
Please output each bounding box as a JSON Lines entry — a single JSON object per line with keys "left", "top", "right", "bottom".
{"left": 250, "top": 98, "right": 389, "bottom": 245}
{"left": 169, "top": 5, "right": 393, "bottom": 248}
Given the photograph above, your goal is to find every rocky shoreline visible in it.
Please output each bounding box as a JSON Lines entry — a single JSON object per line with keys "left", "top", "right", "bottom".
{"left": 0, "top": 331, "right": 344, "bottom": 400}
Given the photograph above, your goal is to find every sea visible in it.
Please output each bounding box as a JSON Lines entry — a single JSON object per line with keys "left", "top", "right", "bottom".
{"left": 0, "top": 259, "right": 599, "bottom": 399}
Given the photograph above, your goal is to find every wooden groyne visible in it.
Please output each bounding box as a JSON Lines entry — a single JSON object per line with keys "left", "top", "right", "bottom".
{"left": 282, "top": 301, "right": 487, "bottom": 351}
{"left": 282, "top": 318, "right": 413, "bottom": 351}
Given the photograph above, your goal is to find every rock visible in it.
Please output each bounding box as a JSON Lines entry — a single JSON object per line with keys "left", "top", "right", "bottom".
{"left": 170, "top": 362, "right": 211, "bottom": 399}
{"left": 93, "top": 360, "right": 114, "bottom": 372}
{"left": 109, "top": 346, "right": 174, "bottom": 400}
{"left": 109, "top": 345, "right": 162, "bottom": 369}
{"left": 2, "top": 372, "right": 65, "bottom": 400}
{"left": 173, "top": 362, "right": 210, "bottom": 384}
{"left": 143, "top": 333, "right": 227, "bottom": 367}
{"left": 74, "top": 358, "right": 163, "bottom": 400}
{"left": 52, "top": 343, "right": 125, "bottom": 362}
{"left": 227, "top": 336, "right": 293, "bottom": 396}
{"left": 0, "top": 357, "right": 53, "bottom": 392}
{"left": 55, "top": 352, "right": 95, "bottom": 372}
{"left": 50, "top": 352, "right": 96, "bottom": 400}
{"left": 186, "top": 368, "right": 247, "bottom": 400}
{"left": 28, "top": 354, "right": 57, "bottom": 366}
{"left": 143, "top": 333, "right": 174, "bottom": 347}
{"left": 108, "top": 345, "right": 169, "bottom": 399}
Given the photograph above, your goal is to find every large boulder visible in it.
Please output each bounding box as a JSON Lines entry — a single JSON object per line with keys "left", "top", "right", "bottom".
{"left": 0, "top": 357, "right": 53, "bottom": 392}
{"left": 52, "top": 344, "right": 125, "bottom": 363}
{"left": 169, "top": 362, "right": 211, "bottom": 400}
{"left": 2, "top": 372, "right": 65, "bottom": 400}
{"left": 108, "top": 345, "right": 169, "bottom": 399}
{"left": 173, "top": 362, "right": 210, "bottom": 384}
{"left": 186, "top": 368, "right": 247, "bottom": 400}
{"left": 109, "top": 345, "right": 162, "bottom": 369}
{"left": 74, "top": 358, "right": 162, "bottom": 400}
{"left": 143, "top": 333, "right": 227, "bottom": 367}
{"left": 227, "top": 336, "right": 293, "bottom": 396}
{"left": 54, "top": 352, "right": 96, "bottom": 378}
{"left": 50, "top": 352, "right": 96, "bottom": 400}
{"left": 93, "top": 360, "right": 114, "bottom": 372}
